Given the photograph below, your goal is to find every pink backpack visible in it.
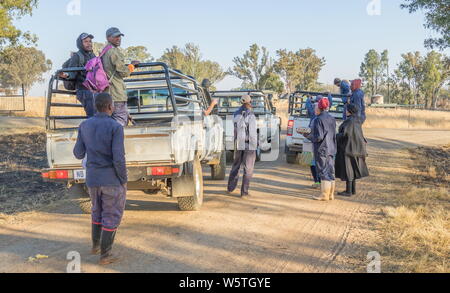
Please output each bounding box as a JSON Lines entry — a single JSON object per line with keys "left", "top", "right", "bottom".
{"left": 82, "top": 45, "right": 113, "bottom": 93}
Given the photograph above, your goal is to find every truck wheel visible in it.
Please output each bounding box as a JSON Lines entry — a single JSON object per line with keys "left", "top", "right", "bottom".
{"left": 77, "top": 199, "right": 92, "bottom": 214}
{"left": 67, "top": 184, "right": 89, "bottom": 199}
{"left": 226, "top": 151, "right": 234, "bottom": 164}
{"left": 211, "top": 151, "right": 226, "bottom": 180}
{"left": 177, "top": 158, "right": 204, "bottom": 211}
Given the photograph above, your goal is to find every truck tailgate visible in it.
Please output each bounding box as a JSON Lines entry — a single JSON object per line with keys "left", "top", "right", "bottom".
{"left": 47, "top": 127, "right": 174, "bottom": 169}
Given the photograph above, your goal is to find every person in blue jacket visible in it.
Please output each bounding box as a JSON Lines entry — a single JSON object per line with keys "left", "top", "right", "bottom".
{"left": 73, "top": 93, "right": 127, "bottom": 265}
{"left": 349, "top": 79, "right": 366, "bottom": 124}
{"left": 301, "top": 98, "right": 337, "bottom": 201}
{"left": 334, "top": 78, "right": 351, "bottom": 120}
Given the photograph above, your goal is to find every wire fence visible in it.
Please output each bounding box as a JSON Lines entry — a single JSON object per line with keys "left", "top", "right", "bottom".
{"left": 0, "top": 85, "right": 26, "bottom": 114}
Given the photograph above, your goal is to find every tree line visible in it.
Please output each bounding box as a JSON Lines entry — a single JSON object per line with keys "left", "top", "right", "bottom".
{"left": 360, "top": 49, "right": 450, "bottom": 109}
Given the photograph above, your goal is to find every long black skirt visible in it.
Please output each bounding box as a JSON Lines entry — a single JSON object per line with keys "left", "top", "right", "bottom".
{"left": 335, "top": 151, "right": 369, "bottom": 182}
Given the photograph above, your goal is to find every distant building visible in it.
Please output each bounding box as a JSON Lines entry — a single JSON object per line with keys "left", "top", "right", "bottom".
{"left": 371, "top": 95, "right": 384, "bottom": 104}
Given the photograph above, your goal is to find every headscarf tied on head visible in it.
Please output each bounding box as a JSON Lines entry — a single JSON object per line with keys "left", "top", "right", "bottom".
{"left": 318, "top": 97, "right": 330, "bottom": 110}
{"left": 351, "top": 79, "right": 362, "bottom": 92}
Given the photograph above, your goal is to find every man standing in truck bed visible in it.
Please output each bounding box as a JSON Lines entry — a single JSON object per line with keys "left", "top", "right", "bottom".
{"left": 102, "top": 27, "right": 139, "bottom": 126}
{"left": 73, "top": 93, "right": 127, "bottom": 265}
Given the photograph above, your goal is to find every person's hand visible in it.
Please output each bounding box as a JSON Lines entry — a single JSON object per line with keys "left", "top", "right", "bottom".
{"left": 123, "top": 183, "right": 127, "bottom": 190}
{"left": 59, "top": 72, "right": 69, "bottom": 79}
{"left": 211, "top": 99, "right": 219, "bottom": 106}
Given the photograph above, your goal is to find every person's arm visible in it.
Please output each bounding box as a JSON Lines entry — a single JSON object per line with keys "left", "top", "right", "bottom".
{"left": 204, "top": 99, "right": 218, "bottom": 116}
{"left": 60, "top": 54, "right": 80, "bottom": 80}
{"left": 110, "top": 49, "right": 134, "bottom": 78}
{"left": 73, "top": 127, "right": 86, "bottom": 159}
{"left": 112, "top": 125, "right": 128, "bottom": 185}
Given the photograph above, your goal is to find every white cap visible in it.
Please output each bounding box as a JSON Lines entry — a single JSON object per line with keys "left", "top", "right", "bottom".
{"left": 241, "top": 95, "right": 252, "bottom": 104}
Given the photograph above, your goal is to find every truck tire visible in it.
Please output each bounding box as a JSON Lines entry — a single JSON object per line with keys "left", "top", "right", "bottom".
{"left": 77, "top": 199, "right": 92, "bottom": 214}
{"left": 144, "top": 189, "right": 160, "bottom": 195}
{"left": 226, "top": 151, "right": 234, "bottom": 164}
{"left": 177, "top": 158, "right": 204, "bottom": 211}
{"left": 211, "top": 151, "right": 226, "bottom": 180}
{"left": 67, "top": 184, "right": 89, "bottom": 199}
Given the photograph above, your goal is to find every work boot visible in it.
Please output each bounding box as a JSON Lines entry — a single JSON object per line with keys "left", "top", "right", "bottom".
{"left": 313, "top": 181, "right": 331, "bottom": 201}
{"left": 329, "top": 181, "right": 336, "bottom": 201}
{"left": 99, "top": 230, "right": 119, "bottom": 265}
{"left": 338, "top": 181, "right": 352, "bottom": 197}
{"left": 352, "top": 180, "right": 356, "bottom": 195}
{"left": 91, "top": 223, "right": 102, "bottom": 255}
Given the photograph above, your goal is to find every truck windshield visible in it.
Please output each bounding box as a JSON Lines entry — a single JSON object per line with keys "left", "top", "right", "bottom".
{"left": 127, "top": 87, "right": 193, "bottom": 112}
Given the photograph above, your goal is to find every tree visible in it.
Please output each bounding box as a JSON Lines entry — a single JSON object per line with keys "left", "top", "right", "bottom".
{"left": 360, "top": 49, "right": 389, "bottom": 98}
{"left": 0, "top": 0, "right": 38, "bottom": 47}
{"left": 124, "top": 46, "right": 153, "bottom": 63}
{"left": 0, "top": 45, "right": 52, "bottom": 94}
{"left": 401, "top": 0, "right": 450, "bottom": 50}
{"left": 274, "top": 48, "right": 325, "bottom": 93}
{"left": 159, "top": 43, "right": 226, "bottom": 85}
{"left": 228, "top": 44, "right": 272, "bottom": 90}
{"left": 259, "top": 72, "right": 284, "bottom": 94}
{"left": 393, "top": 52, "right": 423, "bottom": 105}
{"left": 420, "top": 51, "right": 450, "bottom": 108}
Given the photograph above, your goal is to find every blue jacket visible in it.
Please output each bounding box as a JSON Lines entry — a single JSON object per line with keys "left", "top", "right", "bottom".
{"left": 350, "top": 89, "right": 366, "bottom": 123}
{"left": 73, "top": 113, "right": 127, "bottom": 187}
{"left": 308, "top": 111, "right": 337, "bottom": 158}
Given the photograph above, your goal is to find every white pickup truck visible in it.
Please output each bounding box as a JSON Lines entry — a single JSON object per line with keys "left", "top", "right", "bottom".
{"left": 285, "top": 91, "right": 348, "bottom": 164}
{"left": 42, "top": 62, "right": 225, "bottom": 212}
{"left": 211, "top": 90, "right": 281, "bottom": 162}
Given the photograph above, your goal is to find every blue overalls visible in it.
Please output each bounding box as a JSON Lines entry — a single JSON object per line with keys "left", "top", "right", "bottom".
{"left": 308, "top": 111, "right": 337, "bottom": 181}
{"left": 73, "top": 112, "right": 128, "bottom": 232}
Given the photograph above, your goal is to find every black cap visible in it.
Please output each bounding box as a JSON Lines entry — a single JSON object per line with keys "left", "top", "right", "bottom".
{"left": 80, "top": 33, "right": 94, "bottom": 40}
{"left": 106, "top": 27, "right": 124, "bottom": 38}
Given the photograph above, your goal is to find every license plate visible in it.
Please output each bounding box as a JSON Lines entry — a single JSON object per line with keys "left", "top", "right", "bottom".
{"left": 74, "top": 169, "right": 86, "bottom": 180}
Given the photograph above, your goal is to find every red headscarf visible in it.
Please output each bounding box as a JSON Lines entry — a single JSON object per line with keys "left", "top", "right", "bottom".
{"left": 318, "top": 97, "right": 330, "bottom": 110}
{"left": 351, "top": 79, "right": 362, "bottom": 92}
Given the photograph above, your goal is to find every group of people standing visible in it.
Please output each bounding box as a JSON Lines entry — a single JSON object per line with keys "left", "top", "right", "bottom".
{"left": 300, "top": 79, "right": 370, "bottom": 201}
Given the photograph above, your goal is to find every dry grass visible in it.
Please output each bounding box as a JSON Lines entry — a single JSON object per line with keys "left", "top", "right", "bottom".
{"left": 365, "top": 108, "right": 450, "bottom": 129}
{"left": 375, "top": 145, "right": 450, "bottom": 273}
{"left": 12, "top": 96, "right": 85, "bottom": 118}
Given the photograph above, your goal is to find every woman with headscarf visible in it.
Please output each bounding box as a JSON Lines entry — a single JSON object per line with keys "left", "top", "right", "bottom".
{"left": 335, "top": 104, "right": 369, "bottom": 197}
{"left": 349, "top": 79, "right": 366, "bottom": 124}
{"left": 300, "top": 97, "right": 337, "bottom": 201}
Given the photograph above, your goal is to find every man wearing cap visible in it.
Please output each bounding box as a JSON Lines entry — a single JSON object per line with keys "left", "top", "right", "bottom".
{"left": 60, "top": 33, "right": 96, "bottom": 117}
{"left": 102, "top": 27, "right": 139, "bottom": 126}
{"left": 227, "top": 95, "right": 258, "bottom": 198}
{"left": 334, "top": 78, "right": 351, "bottom": 120}
{"left": 301, "top": 98, "right": 337, "bottom": 201}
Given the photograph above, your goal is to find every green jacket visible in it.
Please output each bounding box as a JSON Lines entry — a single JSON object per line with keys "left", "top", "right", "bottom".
{"left": 101, "top": 45, "right": 131, "bottom": 102}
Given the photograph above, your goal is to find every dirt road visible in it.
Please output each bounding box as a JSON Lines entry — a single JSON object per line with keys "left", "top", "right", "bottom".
{"left": 0, "top": 127, "right": 449, "bottom": 273}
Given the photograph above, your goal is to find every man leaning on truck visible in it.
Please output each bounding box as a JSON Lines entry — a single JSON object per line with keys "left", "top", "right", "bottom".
{"left": 102, "top": 27, "right": 139, "bottom": 126}
{"left": 73, "top": 93, "right": 128, "bottom": 265}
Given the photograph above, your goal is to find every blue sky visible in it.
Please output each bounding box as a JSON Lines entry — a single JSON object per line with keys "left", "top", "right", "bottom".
{"left": 14, "top": 0, "right": 441, "bottom": 96}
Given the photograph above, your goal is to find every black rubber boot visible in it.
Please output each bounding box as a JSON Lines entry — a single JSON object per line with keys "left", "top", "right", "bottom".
{"left": 91, "top": 224, "right": 102, "bottom": 255}
{"left": 352, "top": 180, "right": 356, "bottom": 195}
{"left": 99, "top": 230, "right": 119, "bottom": 265}
{"left": 338, "top": 181, "right": 353, "bottom": 197}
